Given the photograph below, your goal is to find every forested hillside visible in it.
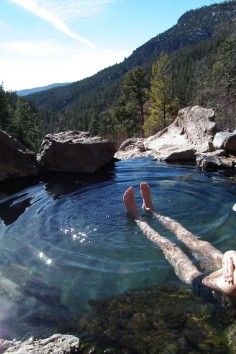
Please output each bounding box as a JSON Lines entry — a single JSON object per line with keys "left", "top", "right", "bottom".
{"left": 1, "top": 1, "right": 235, "bottom": 150}
{"left": 26, "top": 0, "right": 236, "bottom": 139}
{"left": 0, "top": 86, "right": 41, "bottom": 151}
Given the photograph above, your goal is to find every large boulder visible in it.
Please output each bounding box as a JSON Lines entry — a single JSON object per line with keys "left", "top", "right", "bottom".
{"left": 38, "top": 131, "right": 116, "bottom": 174}
{"left": 0, "top": 131, "right": 39, "bottom": 182}
{"left": 213, "top": 130, "right": 236, "bottom": 154}
{"left": 0, "top": 334, "right": 80, "bottom": 353}
{"left": 143, "top": 106, "right": 216, "bottom": 162}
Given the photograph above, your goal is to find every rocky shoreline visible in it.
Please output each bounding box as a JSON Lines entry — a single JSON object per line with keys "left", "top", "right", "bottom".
{"left": 0, "top": 105, "right": 235, "bottom": 183}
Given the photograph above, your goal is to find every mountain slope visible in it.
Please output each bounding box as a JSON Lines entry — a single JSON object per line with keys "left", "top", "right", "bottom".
{"left": 17, "top": 82, "right": 70, "bottom": 96}
{"left": 28, "top": 1, "right": 236, "bottom": 132}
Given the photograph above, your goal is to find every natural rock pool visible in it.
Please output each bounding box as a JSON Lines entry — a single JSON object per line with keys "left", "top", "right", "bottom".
{"left": 0, "top": 158, "right": 235, "bottom": 341}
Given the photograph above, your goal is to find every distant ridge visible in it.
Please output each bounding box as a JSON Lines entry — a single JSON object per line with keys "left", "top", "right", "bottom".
{"left": 17, "top": 82, "right": 70, "bottom": 96}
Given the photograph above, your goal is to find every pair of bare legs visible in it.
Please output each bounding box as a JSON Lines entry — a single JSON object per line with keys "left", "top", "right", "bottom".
{"left": 123, "top": 182, "right": 236, "bottom": 297}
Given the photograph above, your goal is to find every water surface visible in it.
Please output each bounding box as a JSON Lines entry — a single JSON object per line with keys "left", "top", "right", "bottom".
{"left": 0, "top": 158, "right": 235, "bottom": 339}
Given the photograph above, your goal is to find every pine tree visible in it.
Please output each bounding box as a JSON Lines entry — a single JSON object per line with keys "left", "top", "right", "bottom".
{"left": 112, "top": 67, "right": 148, "bottom": 138}
{"left": 122, "top": 67, "right": 148, "bottom": 128}
{"left": 143, "top": 54, "right": 179, "bottom": 136}
{"left": 14, "top": 97, "right": 41, "bottom": 151}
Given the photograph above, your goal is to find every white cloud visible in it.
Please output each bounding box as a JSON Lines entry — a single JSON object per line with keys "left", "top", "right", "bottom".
{"left": 9, "top": 0, "right": 95, "bottom": 47}
{"left": 40, "top": 0, "right": 114, "bottom": 20}
{"left": 1, "top": 39, "right": 130, "bottom": 91}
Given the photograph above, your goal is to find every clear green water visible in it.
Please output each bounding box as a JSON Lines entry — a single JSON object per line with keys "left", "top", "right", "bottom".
{"left": 0, "top": 158, "right": 235, "bottom": 339}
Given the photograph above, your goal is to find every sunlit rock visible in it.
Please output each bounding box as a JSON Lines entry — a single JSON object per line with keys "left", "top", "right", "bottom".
{"left": 0, "top": 334, "right": 80, "bottom": 353}
{"left": 144, "top": 106, "right": 216, "bottom": 161}
{"left": 115, "top": 138, "right": 148, "bottom": 160}
{"left": 116, "top": 106, "right": 217, "bottom": 162}
{"left": 213, "top": 130, "right": 236, "bottom": 154}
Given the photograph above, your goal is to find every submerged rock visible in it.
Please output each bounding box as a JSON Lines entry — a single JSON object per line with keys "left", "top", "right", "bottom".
{"left": 38, "top": 131, "right": 116, "bottom": 174}
{"left": 77, "top": 286, "right": 230, "bottom": 353}
{"left": 0, "top": 131, "right": 39, "bottom": 182}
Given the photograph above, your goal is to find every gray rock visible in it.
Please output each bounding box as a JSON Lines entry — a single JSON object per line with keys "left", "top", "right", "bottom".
{"left": 119, "top": 138, "right": 145, "bottom": 152}
{"left": 161, "top": 148, "right": 196, "bottom": 162}
{"left": 196, "top": 151, "right": 236, "bottom": 171}
{"left": 0, "top": 334, "right": 80, "bottom": 353}
{"left": 196, "top": 154, "right": 222, "bottom": 172}
{"left": 0, "top": 131, "right": 39, "bottom": 182}
{"left": 38, "top": 131, "right": 116, "bottom": 173}
{"left": 176, "top": 106, "right": 216, "bottom": 149}
{"left": 213, "top": 130, "right": 236, "bottom": 154}
{"left": 115, "top": 138, "right": 147, "bottom": 160}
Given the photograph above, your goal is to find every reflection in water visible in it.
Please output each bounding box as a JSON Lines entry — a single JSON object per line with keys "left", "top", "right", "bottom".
{"left": 0, "top": 267, "right": 70, "bottom": 339}
{"left": 0, "top": 197, "right": 31, "bottom": 225}
{"left": 0, "top": 158, "right": 235, "bottom": 340}
{"left": 43, "top": 162, "right": 116, "bottom": 199}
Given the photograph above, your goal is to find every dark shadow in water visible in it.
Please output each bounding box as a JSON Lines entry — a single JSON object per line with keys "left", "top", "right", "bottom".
{"left": 0, "top": 177, "right": 39, "bottom": 225}
{"left": 0, "top": 176, "right": 40, "bottom": 196}
{"left": 0, "top": 196, "right": 32, "bottom": 225}
{"left": 0, "top": 162, "right": 116, "bottom": 224}
{"left": 42, "top": 161, "right": 116, "bottom": 199}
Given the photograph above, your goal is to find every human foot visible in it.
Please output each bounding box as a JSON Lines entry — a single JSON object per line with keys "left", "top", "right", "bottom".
{"left": 140, "top": 182, "right": 154, "bottom": 211}
{"left": 123, "top": 187, "right": 139, "bottom": 219}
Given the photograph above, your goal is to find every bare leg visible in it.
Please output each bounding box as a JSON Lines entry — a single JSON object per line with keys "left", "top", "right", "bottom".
{"left": 140, "top": 182, "right": 223, "bottom": 271}
{"left": 123, "top": 187, "right": 201, "bottom": 285}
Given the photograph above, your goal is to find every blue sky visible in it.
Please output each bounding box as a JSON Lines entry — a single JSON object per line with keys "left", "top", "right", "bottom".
{"left": 0, "top": 0, "right": 224, "bottom": 91}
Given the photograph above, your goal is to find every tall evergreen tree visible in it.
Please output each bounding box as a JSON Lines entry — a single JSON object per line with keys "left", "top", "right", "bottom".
{"left": 14, "top": 97, "right": 41, "bottom": 151}
{"left": 112, "top": 67, "right": 148, "bottom": 137}
{"left": 122, "top": 67, "right": 147, "bottom": 127}
{"left": 144, "top": 54, "right": 179, "bottom": 136}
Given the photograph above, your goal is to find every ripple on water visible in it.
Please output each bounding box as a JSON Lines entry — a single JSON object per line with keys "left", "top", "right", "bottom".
{"left": 0, "top": 158, "right": 235, "bottom": 338}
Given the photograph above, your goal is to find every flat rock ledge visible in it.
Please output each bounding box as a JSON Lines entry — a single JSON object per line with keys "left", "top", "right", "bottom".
{"left": 0, "top": 334, "right": 80, "bottom": 354}
{"left": 38, "top": 131, "right": 116, "bottom": 174}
